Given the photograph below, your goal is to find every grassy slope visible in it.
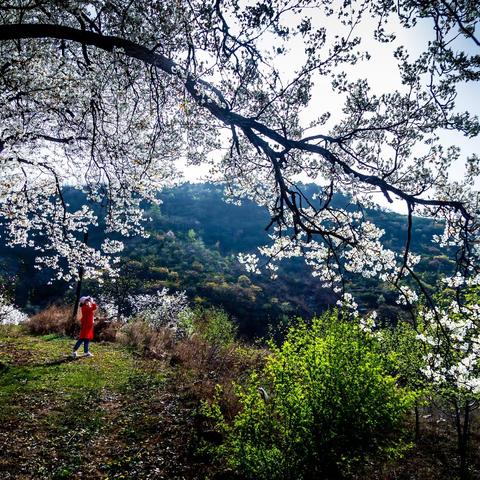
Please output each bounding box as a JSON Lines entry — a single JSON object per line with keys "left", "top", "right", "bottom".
{"left": 0, "top": 326, "right": 209, "bottom": 480}
{"left": 2, "top": 325, "right": 479, "bottom": 480}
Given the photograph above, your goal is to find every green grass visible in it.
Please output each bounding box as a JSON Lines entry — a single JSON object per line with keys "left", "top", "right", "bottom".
{"left": 0, "top": 325, "right": 195, "bottom": 479}
{"left": 0, "top": 328, "right": 136, "bottom": 419}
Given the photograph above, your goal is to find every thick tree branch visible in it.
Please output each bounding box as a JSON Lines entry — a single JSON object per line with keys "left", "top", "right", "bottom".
{"left": 438, "top": 0, "right": 480, "bottom": 47}
{"left": 0, "top": 23, "right": 473, "bottom": 225}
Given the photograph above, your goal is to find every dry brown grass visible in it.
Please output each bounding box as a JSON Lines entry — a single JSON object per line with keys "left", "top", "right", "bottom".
{"left": 26, "top": 305, "right": 76, "bottom": 336}
{"left": 360, "top": 406, "right": 480, "bottom": 479}
{"left": 171, "top": 335, "right": 266, "bottom": 419}
{"left": 94, "top": 319, "right": 122, "bottom": 342}
{"left": 26, "top": 305, "right": 121, "bottom": 342}
{"left": 116, "top": 321, "right": 176, "bottom": 359}
{"left": 116, "top": 319, "right": 266, "bottom": 418}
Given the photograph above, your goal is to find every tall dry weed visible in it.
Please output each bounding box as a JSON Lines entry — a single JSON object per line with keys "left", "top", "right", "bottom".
{"left": 26, "top": 305, "right": 76, "bottom": 336}
{"left": 27, "top": 305, "right": 120, "bottom": 341}
{"left": 116, "top": 320, "right": 175, "bottom": 358}
{"left": 172, "top": 335, "right": 266, "bottom": 419}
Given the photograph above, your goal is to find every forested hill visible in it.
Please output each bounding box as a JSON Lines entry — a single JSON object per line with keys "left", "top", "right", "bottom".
{"left": 1, "top": 183, "right": 453, "bottom": 337}
{"left": 156, "top": 183, "right": 445, "bottom": 256}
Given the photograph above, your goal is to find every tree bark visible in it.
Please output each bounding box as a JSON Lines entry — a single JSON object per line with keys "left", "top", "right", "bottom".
{"left": 71, "top": 231, "right": 89, "bottom": 321}
{"left": 459, "top": 401, "right": 470, "bottom": 480}
{"left": 454, "top": 399, "right": 471, "bottom": 480}
{"left": 415, "top": 403, "right": 421, "bottom": 442}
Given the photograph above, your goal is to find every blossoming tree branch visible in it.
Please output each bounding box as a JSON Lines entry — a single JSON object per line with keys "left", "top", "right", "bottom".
{"left": 0, "top": 1, "right": 478, "bottom": 304}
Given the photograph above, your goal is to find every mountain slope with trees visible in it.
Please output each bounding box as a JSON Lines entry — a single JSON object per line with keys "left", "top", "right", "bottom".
{"left": 1, "top": 183, "right": 451, "bottom": 337}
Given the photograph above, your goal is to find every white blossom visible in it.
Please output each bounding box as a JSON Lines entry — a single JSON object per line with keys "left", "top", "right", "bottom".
{"left": 396, "top": 286, "right": 419, "bottom": 305}
{"left": 359, "top": 310, "right": 377, "bottom": 333}
{"left": 0, "top": 295, "right": 27, "bottom": 325}
{"left": 129, "top": 288, "right": 192, "bottom": 333}
{"left": 237, "top": 253, "right": 260, "bottom": 275}
{"left": 417, "top": 300, "right": 480, "bottom": 395}
{"left": 0, "top": 1, "right": 478, "bottom": 305}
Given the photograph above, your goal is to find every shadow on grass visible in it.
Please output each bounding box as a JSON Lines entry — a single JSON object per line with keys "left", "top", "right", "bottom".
{"left": 30, "top": 356, "right": 78, "bottom": 367}
{"left": 1, "top": 357, "right": 76, "bottom": 370}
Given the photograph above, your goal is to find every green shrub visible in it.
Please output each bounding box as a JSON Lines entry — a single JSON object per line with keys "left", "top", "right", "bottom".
{"left": 205, "top": 312, "right": 414, "bottom": 479}
{"left": 377, "top": 321, "right": 428, "bottom": 394}
{"left": 193, "top": 307, "right": 237, "bottom": 347}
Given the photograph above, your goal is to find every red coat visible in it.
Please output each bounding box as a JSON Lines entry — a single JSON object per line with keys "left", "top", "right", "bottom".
{"left": 79, "top": 302, "right": 97, "bottom": 340}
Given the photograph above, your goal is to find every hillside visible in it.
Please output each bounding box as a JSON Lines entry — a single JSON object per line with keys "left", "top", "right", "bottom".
{"left": 0, "top": 183, "right": 453, "bottom": 337}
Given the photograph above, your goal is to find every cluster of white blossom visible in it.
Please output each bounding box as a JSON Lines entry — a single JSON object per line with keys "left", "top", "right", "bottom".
{"left": 336, "top": 292, "right": 359, "bottom": 317}
{"left": 417, "top": 302, "right": 480, "bottom": 395}
{"left": 98, "top": 299, "right": 117, "bottom": 321}
{"left": 344, "top": 221, "right": 398, "bottom": 279}
{"left": 358, "top": 310, "right": 378, "bottom": 334}
{"left": 248, "top": 211, "right": 420, "bottom": 296}
{"left": 97, "top": 297, "right": 127, "bottom": 323}
{"left": 0, "top": 294, "right": 27, "bottom": 325}
{"left": 237, "top": 253, "right": 261, "bottom": 275}
{"left": 0, "top": 23, "right": 185, "bottom": 282}
{"left": 129, "top": 288, "right": 192, "bottom": 332}
{"left": 396, "top": 286, "right": 419, "bottom": 305}
{"left": 0, "top": 0, "right": 478, "bottom": 306}
{"left": 443, "top": 272, "right": 466, "bottom": 289}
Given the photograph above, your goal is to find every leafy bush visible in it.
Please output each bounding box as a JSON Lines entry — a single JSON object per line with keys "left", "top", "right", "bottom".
{"left": 204, "top": 312, "right": 414, "bottom": 479}
{"left": 376, "top": 321, "right": 427, "bottom": 394}
{"left": 192, "top": 307, "right": 238, "bottom": 347}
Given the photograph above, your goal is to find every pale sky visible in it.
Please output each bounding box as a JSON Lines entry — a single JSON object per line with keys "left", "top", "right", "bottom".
{"left": 180, "top": 7, "right": 479, "bottom": 213}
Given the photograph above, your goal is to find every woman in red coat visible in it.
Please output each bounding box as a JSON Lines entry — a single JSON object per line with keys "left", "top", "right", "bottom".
{"left": 72, "top": 296, "right": 97, "bottom": 358}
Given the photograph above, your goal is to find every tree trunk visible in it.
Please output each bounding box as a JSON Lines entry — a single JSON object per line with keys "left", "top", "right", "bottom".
{"left": 455, "top": 399, "right": 471, "bottom": 480}
{"left": 70, "top": 231, "right": 89, "bottom": 331}
{"left": 415, "top": 403, "right": 421, "bottom": 441}
{"left": 459, "top": 401, "right": 470, "bottom": 480}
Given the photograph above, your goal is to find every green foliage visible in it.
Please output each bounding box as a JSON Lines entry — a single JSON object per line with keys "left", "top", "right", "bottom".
{"left": 206, "top": 312, "right": 414, "bottom": 479}
{"left": 378, "top": 321, "right": 428, "bottom": 394}
{"left": 192, "top": 307, "right": 238, "bottom": 347}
